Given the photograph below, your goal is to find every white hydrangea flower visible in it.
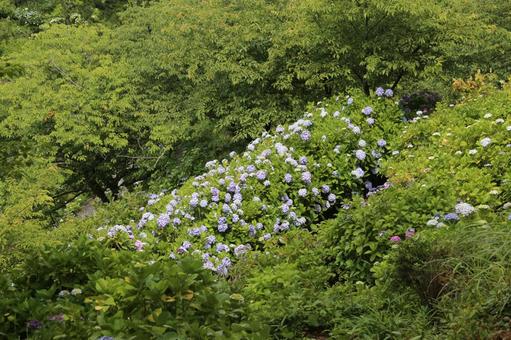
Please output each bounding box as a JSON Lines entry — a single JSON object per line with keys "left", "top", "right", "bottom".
{"left": 480, "top": 137, "right": 491, "bottom": 147}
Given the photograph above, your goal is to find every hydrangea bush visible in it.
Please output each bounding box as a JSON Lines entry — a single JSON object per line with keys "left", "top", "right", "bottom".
{"left": 96, "top": 89, "right": 403, "bottom": 276}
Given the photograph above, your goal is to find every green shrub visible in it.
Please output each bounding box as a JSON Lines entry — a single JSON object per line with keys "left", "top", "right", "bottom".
{"left": 0, "top": 236, "right": 264, "bottom": 339}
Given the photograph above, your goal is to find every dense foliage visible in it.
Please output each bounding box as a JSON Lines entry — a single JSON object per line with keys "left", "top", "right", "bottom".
{"left": 1, "top": 0, "right": 511, "bottom": 338}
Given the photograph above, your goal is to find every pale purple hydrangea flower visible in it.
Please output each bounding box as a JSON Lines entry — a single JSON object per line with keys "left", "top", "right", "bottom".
{"left": 300, "top": 130, "right": 311, "bottom": 141}
{"left": 298, "top": 188, "right": 308, "bottom": 197}
{"left": 455, "top": 202, "right": 475, "bottom": 216}
{"left": 256, "top": 170, "right": 267, "bottom": 180}
{"left": 217, "top": 257, "right": 232, "bottom": 276}
{"left": 199, "top": 199, "right": 208, "bottom": 208}
{"left": 377, "top": 139, "right": 387, "bottom": 147}
{"left": 157, "top": 214, "right": 170, "bottom": 228}
{"left": 384, "top": 89, "right": 393, "bottom": 97}
{"left": 355, "top": 149, "right": 366, "bottom": 160}
{"left": 264, "top": 180, "right": 271, "bottom": 187}
{"left": 321, "top": 185, "right": 330, "bottom": 193}
{"left": 134, "top": 240, "right": 145, "bottom": 251}
{"left": 284, "top": 173, "right": 293, "bottom": 183}
{"left": 216, "top": 243, "right": 229, "bottom": 253}
{"left": 302, "top": 171, "right": 312, "bottom": 184}
{"left": 362, "top": 106, "right": 373, "bottom": 116}
{"left": 189, "top": 197, "right": 199, "bottom": 208}
{"left": 173, "top": 217, "right": 181, "bottom": 226}
{"left": 312, "top": 187, "right": 320, "bottom": 196}
{"left": 351, "top": 167, "right": 365, "bottom": 178}
{"left": 234, "top": 244, "right": 251, "bottom": 257}
{"left": 347, "top": 97, "right": 354, "bottom": 105}
{"left": 327, "top": 193, "right": 336, "bottom": 202}
{"left": 367, "top": 117, "right": 375, "bottom": 125}
{"left": 299, "top": 156, "right": 308, "bottom": 165}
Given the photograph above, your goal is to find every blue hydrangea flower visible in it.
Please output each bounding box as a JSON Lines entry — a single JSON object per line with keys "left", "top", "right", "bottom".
{"left": 299, "top": 156, "right": 308, "bottom": 165}
{"left": 347, "top": 97, "right": 354, "bottom": 105}
{"left": 444, "top": 213, "right": 460, "bottom": 221}
{"left": 375, "top": 87, "right": 384, "bottom": 96}
{"left": 384, "top": 89, "right": 393, "bottom": 97}
{"left": 327, "top": 193, "right": 336, "bottom": 202}
{"left": 377, "top": 139, "right": 387, "bottom": 147}
{"left": 321, "top": 185, "right": 330, "bottom": 193}
{"left": 284, "top": 173, "right": 293, "bottom": 183}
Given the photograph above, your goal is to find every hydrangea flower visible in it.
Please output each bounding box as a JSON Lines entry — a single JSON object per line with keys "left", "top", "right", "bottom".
{"left": 444, "top": 212, "right": 459, "bottom": 221}
{"left": 256, "top": 170, "right": 267, "bottom": 181}
{"left": 362, "top": 106, "right": 373, "bottom": 116}
{"left": 389, "top": 235, "right": 401, "bottom": 243}
{"left": 298, "top": 188, "right": 308, "bottom": 197}
{"left": 347, "top": 97, "right": 354, "bottom": 105}
{"left": 351, "top": 167, "right": 365, "bottom": 178}
{"left": 384, "top": 89, "right": 394, "bottom": 97}
{"left": 234, "top": 244, "right": 251, "bottom": 257}
{"left": 216, "top": 243, "right": 229, "bottom": 253}
{"left": 299, "top": 156, "right": 308, "bottom": 165}
{"left": 355, "top": 149, "right": 366, "bottom": 160}
{"left": 375, "top": 87, "right": 384, "bottom": 96}
{"left": 377, "top": 139, "right": 387, "bottom": 147}
{"left": 480, "top": 137, "right": 492, "bottom": 147}
{"left": 301, "top": 171, "right": 312, "bottom": 184}
{"left": 71, "top": 288, "right": 82, "bottom": 296}
{"left": 284, "top": 173, "right": 293, "bottom": 183}
{"left": 217, "top": 257, "right": 232, "bottom": 276}
{"left": 321, "top": 185, "right": 330, "bottom": 193}
{"left": 134, "top": 240, "right": 145, "bottom": 252}
{"left": 455, "top": 202, "right": 475, "bottom": 216}
{"left": 327, "top": 193, "right": 336, "bottom": 202}
{"left": 366, "top": 117, "right": 375, "bottom": 125}
{"left": 300, "top": 130, "right": 311, "bottom": 141}
{"left": 405, "top": 228, "right": 416, "bottom": 239}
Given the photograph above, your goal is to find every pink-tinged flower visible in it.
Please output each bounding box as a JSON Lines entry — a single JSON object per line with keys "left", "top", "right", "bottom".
{"left": 134, "top": 240, "right": 145, "bottom": 251}
{"left": 389, "top": 235, "right": 401, "bottom": 243}
{"left": 405, "top": 228, "right": 416, "bottom": 239}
